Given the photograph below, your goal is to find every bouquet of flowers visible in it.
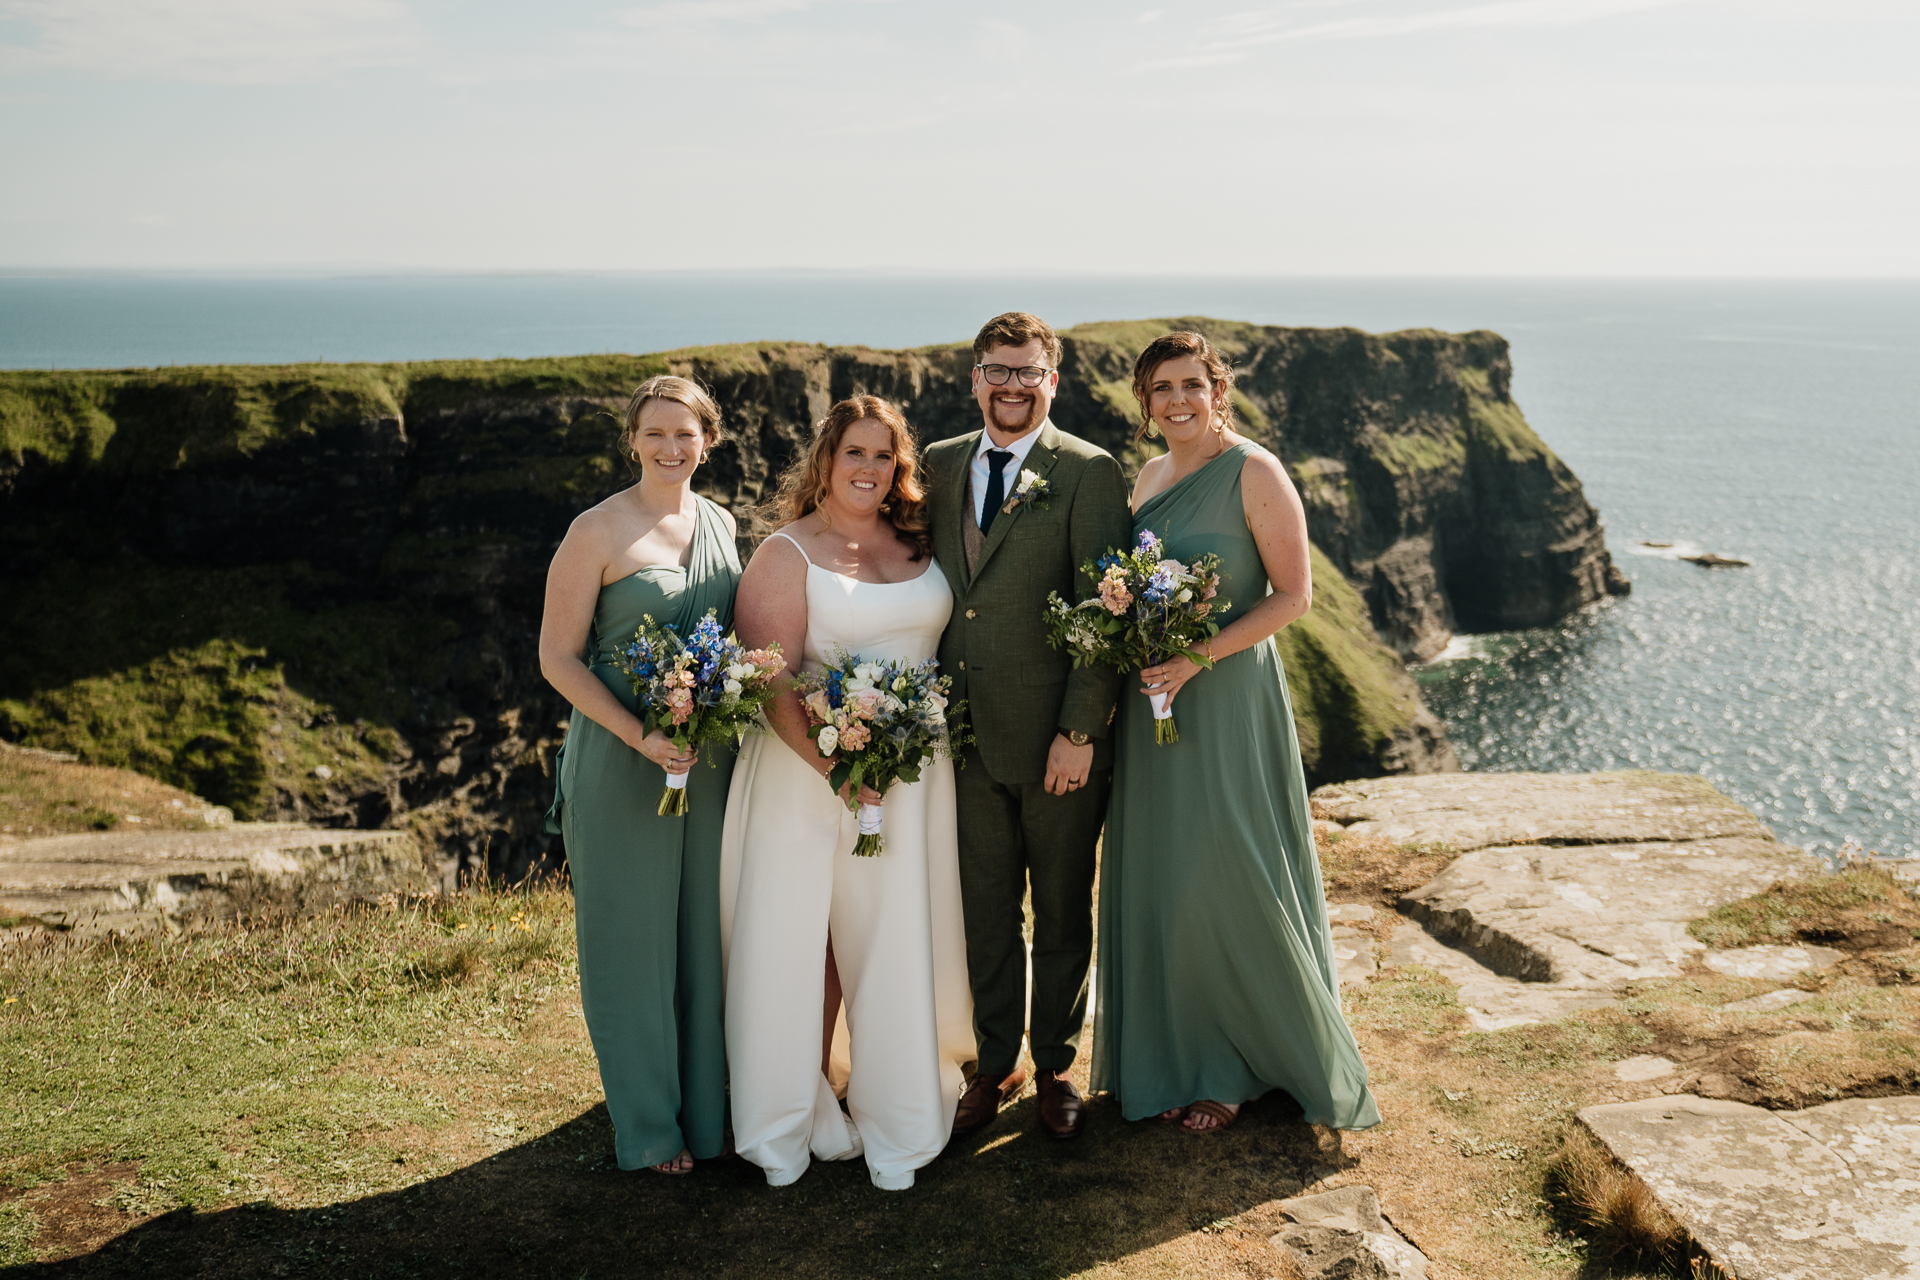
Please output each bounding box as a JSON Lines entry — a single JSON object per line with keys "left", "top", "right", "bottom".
{"left": 1042, "top": 529, "right": 1226, "bottom": 745}
{"left": 792, "top": 653, "right": 962, "bottom": 856}
{"left": 615, "top": 610, "right": 784, "bottom": 816}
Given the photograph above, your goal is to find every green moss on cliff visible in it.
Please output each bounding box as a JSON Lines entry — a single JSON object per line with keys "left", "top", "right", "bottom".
{"left": 1369, "top": 432, "right": 1466, "bottom": 477}
{"left": 0, "top": 560, "right": 436, "bottom": 819}
{"left": 1278, "top": 545, "right": 1431, "bottom": 784}
{"left": 0, "top": 355, "right": 676, "bottom": 476}
{"left": 0, "top": 376, "right": 118, "bottom": 469}
{"left": 1456, "top": 366, "right": 1552, "bottom": 468}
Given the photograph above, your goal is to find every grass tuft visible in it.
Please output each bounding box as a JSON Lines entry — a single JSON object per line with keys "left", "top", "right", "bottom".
{"left": 1689, "top": 860, "right": 1920, "bottom": 952}
{"left": 0, "top": 1198, "right": 37, "bottom": 1266}
{"left": 1314, "top": 830, "right": 1457, "bottom": 911}
{"left": 1545, "top": 1127, "right": 1688, "bottom": 1274}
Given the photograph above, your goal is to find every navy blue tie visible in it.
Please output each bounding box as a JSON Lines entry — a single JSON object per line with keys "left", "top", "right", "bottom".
{"left": 980, "top": 449, "right": 1013, "bottom": 535}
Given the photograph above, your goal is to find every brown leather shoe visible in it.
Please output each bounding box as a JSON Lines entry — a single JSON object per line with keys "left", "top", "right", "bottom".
{"left": 952, "top": 1068, "right": 1027, "bottom": 1135}
{"left": 1034, "top": 1070, "right": 1086, "bottom": 1140}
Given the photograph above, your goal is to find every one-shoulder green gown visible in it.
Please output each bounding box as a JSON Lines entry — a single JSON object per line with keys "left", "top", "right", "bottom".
{"left": 545, "top": 495, "right": 741, "bottom": 1168}
{"left": 1091, "top": 443, "right": 1380, "bottom": 1130}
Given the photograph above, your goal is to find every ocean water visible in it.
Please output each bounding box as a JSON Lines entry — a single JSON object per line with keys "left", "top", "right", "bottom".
{"left": 3, "top": 273, "right": 1915, "bottom": 858}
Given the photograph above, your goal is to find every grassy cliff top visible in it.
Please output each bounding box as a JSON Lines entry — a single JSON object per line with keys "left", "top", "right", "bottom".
{"left": 0, "top": 318, "right": 1515, "bottom": 474}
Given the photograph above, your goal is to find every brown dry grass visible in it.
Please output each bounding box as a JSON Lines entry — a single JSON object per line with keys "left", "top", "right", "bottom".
{"left": 1312, "top": 827, "right": 1456, "bottom": 913}
{"left": 1545, "top": 1127, "right": 1687, "bottom": 1273}
{"left": 1689, "top": 859, "right": 1920, "bottom": 952}
{"left": 0, "top": 743, "right": 217, "bottom": 841}
{"left": 3, "top": 840, "right": 1914, "bottom": 1277}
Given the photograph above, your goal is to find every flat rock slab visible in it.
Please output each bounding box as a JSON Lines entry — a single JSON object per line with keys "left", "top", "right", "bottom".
{"left": 1721, "top": 988, "right": 1817, "bottom": 1014}
{"left": 1704, "top": 945, "right": 1845, "bottom": 980}
{"left": 1312, "top": 770, "right": 1775, "bottom": 851}
{"left": 1614, "top": 1055, "right": 1679, "bottom": 1083}
{"left": 0, "top": 825, "right": 426, "bottom": 929}
{"left": 1332, "top": 926, "right": 1377, "bottom": 987}
{"left": 1580, "top": 1094, "right": 1920, "bottom": 1280}
{"left": 1273, "top": 1184, "right": 1429, "bottom": 1279}
{"left": 1387, "top": 918, "right": 1615, "bottom": 1031}
{"left": 1399, "top": 837, "right": 1813, "bottom": 986}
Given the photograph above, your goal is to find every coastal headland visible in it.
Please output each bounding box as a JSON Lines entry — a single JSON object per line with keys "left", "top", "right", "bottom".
{"left": 0, "top": 318, "right": 1625, "bottom": 880}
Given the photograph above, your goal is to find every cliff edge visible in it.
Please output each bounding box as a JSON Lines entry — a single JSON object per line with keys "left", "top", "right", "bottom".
{"left": 0, "top": 319, "right": 1619, "bottom": 878}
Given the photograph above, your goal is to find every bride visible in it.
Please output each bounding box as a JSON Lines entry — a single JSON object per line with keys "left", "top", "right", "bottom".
{"left": 720, "top": 394, "right": 974, "bottom": 1191}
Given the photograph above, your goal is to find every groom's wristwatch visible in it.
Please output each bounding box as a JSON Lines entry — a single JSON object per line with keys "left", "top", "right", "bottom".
{"left": 1066, "top": 730, "right": 1091, "bottom": 747}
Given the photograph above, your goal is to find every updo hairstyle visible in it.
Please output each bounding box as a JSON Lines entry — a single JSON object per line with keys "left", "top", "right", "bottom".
{"left": 1129, "top": 331, "right": 1236, "bottom": 442}
{"left": 620, "top": 375, "right": 724, "bottom": 474}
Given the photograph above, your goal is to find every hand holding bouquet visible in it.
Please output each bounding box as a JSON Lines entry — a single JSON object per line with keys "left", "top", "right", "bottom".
{"left": 616, "top": 610, "right": 784, "bottom": 815}
{"left": 792, "top": 653, "right": 963, "bottom": 855}
{"left": 1043, "top": 529, "right": 1226, "bottom": 744}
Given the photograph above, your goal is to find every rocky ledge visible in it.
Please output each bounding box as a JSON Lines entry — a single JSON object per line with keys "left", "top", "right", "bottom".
{"left": 1314, "top": 770, "right": 1821, "bottom": 1025}
{"left": 0, "top": 824, "right": 429, "bottom": 933}
{"left": 1582, "top": 1095, "right": 1920, "bottom": 1280}
{"left": 1312, "top": 769, "right": 1919, "bottom": 1278}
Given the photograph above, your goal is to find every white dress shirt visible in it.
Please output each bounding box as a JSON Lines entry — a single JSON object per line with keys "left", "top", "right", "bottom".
{"left": 970, "top": 421, "right": 1047, "bottom": 527}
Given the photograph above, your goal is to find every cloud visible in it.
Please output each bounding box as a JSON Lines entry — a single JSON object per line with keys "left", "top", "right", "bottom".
{"left": 0, "top": 0, "right": 424, "bottom": 83}
{"left": 1217, "top": 0, "right": 1703, "bottom": 44}
{"left": 617, "top": 0, "right": 890, "bottom": 27}
{"left": 1133, "top": 0, "right": 1706, "bottom": 66}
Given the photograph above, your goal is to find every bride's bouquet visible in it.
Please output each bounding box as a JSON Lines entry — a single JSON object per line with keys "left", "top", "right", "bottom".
{"left": 1042, "top": 530, "right": 1227, "bottom": 745}
{"left": 616, "top": 610, "right": 784, "bottom": 816}
{"left": 792, "top": 653, "right": 962, "bottom": 856}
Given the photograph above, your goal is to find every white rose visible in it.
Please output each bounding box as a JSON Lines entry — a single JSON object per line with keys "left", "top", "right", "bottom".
{"left": 1175, "top": 588, "right": 1192, "bottom": 603}
{"left": 1018, "top": 468, "right": 1042, "bottom": 490}
{"left": 1156, "top": 558, "right": 1194, "bottom": 581}
{"left": 816, "top": 724, "right": 839, "bottom": 755}
{"left": 846, "top": 677, "right": 872, "bottom": 692}
{"left": 926, "top": 705, "right": 946, "bottom": 726}
{"left": 855, "top": 662, "right": 886, "bottom": 684}
{"left": 723, "top": 678, "right": 743, "bottom": 696}
{"left": 726, "top": 662, "right": 755, "bottom": 681}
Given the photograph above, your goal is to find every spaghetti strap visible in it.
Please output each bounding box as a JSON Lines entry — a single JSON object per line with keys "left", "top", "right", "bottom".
{"left": 768, "top": 530, "right": 814, "bottom": 566}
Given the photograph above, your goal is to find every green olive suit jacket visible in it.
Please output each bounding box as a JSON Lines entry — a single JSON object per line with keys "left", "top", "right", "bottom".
{"left": 928, "top": 421, "right": 1134, "bottom": 784}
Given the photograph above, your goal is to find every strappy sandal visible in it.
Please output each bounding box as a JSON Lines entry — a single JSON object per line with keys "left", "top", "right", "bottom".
{"left": 1182, "top": 1100, "right": 1239, "bottom": 1134}
{"left": 650, "top": 1149, "right": 694, "bottom": 1175}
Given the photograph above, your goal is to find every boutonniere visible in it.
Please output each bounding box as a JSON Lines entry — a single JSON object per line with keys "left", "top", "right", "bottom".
{"left": 1001, "top": 469, "right": 1051, "bottom": 516}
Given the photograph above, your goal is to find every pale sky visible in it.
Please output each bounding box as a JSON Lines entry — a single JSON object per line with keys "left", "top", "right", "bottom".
{"left": 2, "top": 0, "right": 1914, "bottom": 274}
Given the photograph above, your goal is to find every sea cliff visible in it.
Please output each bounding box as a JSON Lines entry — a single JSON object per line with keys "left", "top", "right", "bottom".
{"left": 0, "top": 318, "right": 1620, "bottom": 879}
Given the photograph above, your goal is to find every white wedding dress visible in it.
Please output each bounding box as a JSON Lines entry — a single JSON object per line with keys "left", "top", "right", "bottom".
{"left": 719, "top": 534, "right": 975, "bottom": 1191}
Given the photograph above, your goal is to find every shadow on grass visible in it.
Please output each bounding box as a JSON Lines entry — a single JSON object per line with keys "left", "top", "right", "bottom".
{"left": 16, "top": 1090, "right": 1353, "bottom": 1280}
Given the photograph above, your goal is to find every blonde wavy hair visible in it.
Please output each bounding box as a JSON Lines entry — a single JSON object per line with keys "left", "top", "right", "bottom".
{"left": 761, "top": 395, "right": 932, "bottom": 561}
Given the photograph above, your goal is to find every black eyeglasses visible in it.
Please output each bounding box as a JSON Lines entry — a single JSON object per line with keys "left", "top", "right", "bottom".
{"left": 975, "top": 363, "right": 1053, "bottom": 388}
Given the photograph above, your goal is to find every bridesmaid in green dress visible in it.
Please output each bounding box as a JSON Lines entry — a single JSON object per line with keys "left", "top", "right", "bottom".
{"left": 539, "top": 375, "right": 741, "bottom": 1174}
{"left": 1091, "top": 332, "right": 1380, "bottom": 1135}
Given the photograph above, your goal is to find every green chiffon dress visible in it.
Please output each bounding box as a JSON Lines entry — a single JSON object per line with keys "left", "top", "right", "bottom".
{"left": 545, "top": 495, "right": 740, "bottom": 1168}
{"left": 1091, "top": 443, "right": 1380, "bottom": 1130}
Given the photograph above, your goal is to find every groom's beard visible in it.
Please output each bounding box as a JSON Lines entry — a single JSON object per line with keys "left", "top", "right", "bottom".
{"left": 987, "top": 391, "right": 1044, "bottom": 435}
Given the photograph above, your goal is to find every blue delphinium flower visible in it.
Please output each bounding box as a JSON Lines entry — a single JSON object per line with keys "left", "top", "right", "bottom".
{"left": 1143, "top": 565, "right": 1176, "bottom": 604}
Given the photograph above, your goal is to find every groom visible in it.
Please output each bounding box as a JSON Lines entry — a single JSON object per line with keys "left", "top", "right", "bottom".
{"left": 927, "top": 312, "right": 1132, "bottom": 1140}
